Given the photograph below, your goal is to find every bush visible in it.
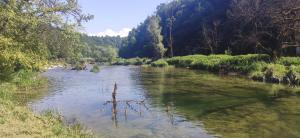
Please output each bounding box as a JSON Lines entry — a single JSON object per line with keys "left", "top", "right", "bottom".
{"left": 0, "top": 51, "right": 45, "bottom": 81}
{"left": 112, "top": 58, "right": 151, "bottom": 66}
{"left": 151, "top": 59, "right": 169, "bottom": 67}
{"left": 263, "top": 64, "right": 287, "bottom": 83}
{"left": 90, "top": 65, "right": 100, "bottom": 73}
{"left": 72, "top": 61, "right": 86, "bottom": 70}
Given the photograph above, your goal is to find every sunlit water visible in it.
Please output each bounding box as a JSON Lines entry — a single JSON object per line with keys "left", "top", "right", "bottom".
{"left": 28, "top": 66, "right": 300, "bottom": 138}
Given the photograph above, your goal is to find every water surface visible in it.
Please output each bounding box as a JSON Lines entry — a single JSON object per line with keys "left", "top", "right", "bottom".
{"left": 29, "top": 66, "right": 300, "bottom": 138}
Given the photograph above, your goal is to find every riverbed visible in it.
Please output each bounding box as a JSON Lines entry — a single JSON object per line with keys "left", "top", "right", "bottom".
{"left": 28, "top": 66, "right": 300, "bottom": 138}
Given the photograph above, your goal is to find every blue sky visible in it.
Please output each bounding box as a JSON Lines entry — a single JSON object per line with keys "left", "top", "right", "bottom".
{"left": 78, "top": 0, "right": 168, "bottom": 37}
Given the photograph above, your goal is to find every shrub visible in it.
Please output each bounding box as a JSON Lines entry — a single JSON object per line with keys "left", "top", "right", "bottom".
{"left": 250, "top": 71, "right": 265, "bottom": 82}
{"left": 72, "top": 61, "right": 86, "bottom": 70}
{"left": 151, "top": 59, "right": 169, "bottom": 67}
{"left": 0, "top": 51, "right": 45, "bottom": 81}
{"left": 90, "top": 65, "right": 100, "bottom": 73}
{"left": 112, "top": 58, "right": 151, "bottom": 66}
{"left": 263, "top": 64, "right": 287, "bottom": 83}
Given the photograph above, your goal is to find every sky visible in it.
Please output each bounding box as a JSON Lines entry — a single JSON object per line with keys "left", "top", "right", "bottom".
{"left": 78, "top": 0, "right": 168, "bottom": 37}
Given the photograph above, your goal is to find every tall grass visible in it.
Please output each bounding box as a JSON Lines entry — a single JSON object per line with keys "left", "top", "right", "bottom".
{"left": 156, "top": 54, "right": 270, "bottom": 73}
{"left": 151, "top": 54, "right": 300, "bottom": 85}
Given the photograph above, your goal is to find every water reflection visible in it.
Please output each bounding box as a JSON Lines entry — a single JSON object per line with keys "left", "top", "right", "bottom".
{"left": 30, "top": 66, "right": 210, "bottom": 138}
{"left": 102, "top": 82, "right": 148, "bottom": 128}
{"left": 28, "top": 66, "right": 300, "bottom": 138}
{"left": 139, "top": 67, "right": 300, "bottom": 138}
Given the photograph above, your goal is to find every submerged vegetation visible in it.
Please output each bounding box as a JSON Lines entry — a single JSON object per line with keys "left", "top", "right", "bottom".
{"left": 140, "top": 67, "right": 300, "bottom": 138}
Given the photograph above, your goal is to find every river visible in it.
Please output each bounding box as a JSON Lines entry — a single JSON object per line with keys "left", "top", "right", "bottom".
{"left": 28, "top": 66, "right": 300, "bottom": 138}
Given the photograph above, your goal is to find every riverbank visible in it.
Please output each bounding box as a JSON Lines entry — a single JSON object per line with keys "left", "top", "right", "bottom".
{"left": 150, "top": 54, "right": 300, "bottom": 86}
{"left": 0, "top": 70, "right": 93, "bottom": 137}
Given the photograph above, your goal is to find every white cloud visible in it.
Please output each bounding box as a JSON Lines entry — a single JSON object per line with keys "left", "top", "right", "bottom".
{"left": 89, "top": 28, "right": 131, "bottom": 37}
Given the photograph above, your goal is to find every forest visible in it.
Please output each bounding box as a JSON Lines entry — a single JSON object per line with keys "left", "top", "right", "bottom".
{"left": 119, "top": 0, "right": 300, "bottom": 60}
{"left": 1, "top": 0, "right": 300, "bottom": 138}
{"left": 80, "top": 34, "right": 122, "bottom": 63}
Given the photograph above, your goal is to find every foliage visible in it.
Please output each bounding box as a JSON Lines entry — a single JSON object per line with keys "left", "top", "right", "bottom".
{"left": 80, "top": 34, "right": 125, "bottom": 48}
{"left": 90, "top": 65, "right": 100, "bottom": 73}
{"left": 72, "top": 61, "right": 87, "bottom": 70}
{"left": 119, "top": 0, "right": 300, "bottom": 59}
{"left": 151, "top": 54, "right": 300, "bottom": 85}
{"left": 162, "top": 54, "right": 270, "bottom": 73}
{"left": 147, "top": 16, "right": 167, "bottom": 59}
{"left": 263, "top": 64, "right": 287, "bottom": 82}
{"left": 119, "top": 15, "right": 167, "bottom": 59}
{"left": 220, "top": 54, "right": 271, "bottom": 73}
{"left": 0, "top": 1, "right": 95, "bottom": 137}
{"left": 113, "top": 58, "right": 151, "bottom": 66}
{"left": 151, "top": 59, "right": 169, "bottom": 67}
{"left": 83, "top": 45, "right": 117, "bottom": 63}
{"left": 0, "top": 0, "right": 91, "bottom": 79}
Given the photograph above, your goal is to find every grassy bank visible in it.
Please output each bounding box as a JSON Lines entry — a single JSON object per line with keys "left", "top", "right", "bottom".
{"left": 0, "top": 70, "right": 93, "bottom": 137}
{"left": 151, "top": 54, "right": 300, "bottom": 85}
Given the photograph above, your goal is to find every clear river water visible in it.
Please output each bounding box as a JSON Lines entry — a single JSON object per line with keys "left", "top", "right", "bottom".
{"left": 27, "top": 66, "right": 300, "bottom": 138}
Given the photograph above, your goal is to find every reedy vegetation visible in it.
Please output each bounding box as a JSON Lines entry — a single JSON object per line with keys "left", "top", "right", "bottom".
{"left": 151, "top": 54, "right": 300, "bottom": 85}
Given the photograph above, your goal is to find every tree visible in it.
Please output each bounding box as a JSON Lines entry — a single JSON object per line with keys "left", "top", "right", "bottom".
{"left": 119, "top": 0, "right": 300, "bottom": 59}
{"left": 147, "top": 16, "right": 166, "bottom": 59}
{"left": 166, "top": 0, "right": 179, "bottom": 57}
{"left": 229, "top": 0, "right": 300, "bottom": 59}
{"left": 0, "top": 0, "right": 92, "bottom": 79}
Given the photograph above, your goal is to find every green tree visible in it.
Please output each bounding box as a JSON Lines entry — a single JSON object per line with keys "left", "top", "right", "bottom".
{"left": 147, "top": 16, "right": 166, "bottom": 59}
{"left": 0, "top": 0, "right": 92, "bottom": 79}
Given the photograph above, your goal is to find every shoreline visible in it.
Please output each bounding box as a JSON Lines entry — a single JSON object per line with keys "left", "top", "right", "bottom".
{"left": 0, "top": 71, "right": 94, "bottom": 137}
{"left": 114, "top": 54, "right": 300, "bottom": 86}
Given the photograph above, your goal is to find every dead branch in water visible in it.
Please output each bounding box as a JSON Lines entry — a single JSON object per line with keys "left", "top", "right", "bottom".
{"left": 102, "top": 83, "right": 148, "bottom": 127}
